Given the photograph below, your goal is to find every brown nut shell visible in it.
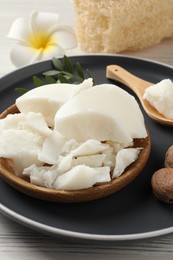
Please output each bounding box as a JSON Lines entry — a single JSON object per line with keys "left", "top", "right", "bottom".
{"left": 151, "top": 168, "right": 173, "bottom": 204}
{"left": 165, "top": 145, "right": 173, "bottom": 168}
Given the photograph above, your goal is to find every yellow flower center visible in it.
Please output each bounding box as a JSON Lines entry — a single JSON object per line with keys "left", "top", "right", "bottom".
{"left": 28, "top": 32, "right": 53, "bottom": 51}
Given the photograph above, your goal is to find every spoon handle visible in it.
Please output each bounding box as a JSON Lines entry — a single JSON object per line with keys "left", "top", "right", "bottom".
{"left": 106, "top": 65, "right": 152, "bottom": 98}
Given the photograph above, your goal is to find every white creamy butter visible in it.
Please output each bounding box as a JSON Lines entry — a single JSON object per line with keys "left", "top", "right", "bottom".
{"left": 143, "top": 79, "right": 173, "bottom": 119}
{"left": 0, "top": 112, "right": 51, "bottom": 136}
{"left": 24, "top": 164, "right": 111, "bottom": 190}
{"left": 55, "top": 84, "right": 147, "bottom": 146}
{"left": 53, "top": 165, "right": 111, "bottom": 190}
{"left": 23, "top": 164, "right": 57, "bottom": 188}
{"left": 0, "top": 113, "right": 25, "bottom": 132}
{"left": 71, "top": 139, "right": 110, "bottom": 157}
{"left": 38, "top": 130, "right": 66, "bottom": 164}
{"left": 0, "top": 129, "right": 44, "bottom": 175}
{"left": 113, "top": 148, "right": 141, "bottom": 178}
{"left": 0, "top": 80, "right": 147, "bottom": 190}
{"left": 72, "top": 154, "right": 107, "bottom": 167}
{"left": 0, "top": 112, "right": 52, "bottom": 175}
{"left": 16, "top": 78, "right": 93, "bottom": 127}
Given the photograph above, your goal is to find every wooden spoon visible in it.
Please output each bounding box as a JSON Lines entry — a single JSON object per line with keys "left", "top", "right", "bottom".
{"left": 0, "top": 105, "right": 150, "bottom": 203}
{"left": 106, "top": 65, "right": 173, "bottom": 126}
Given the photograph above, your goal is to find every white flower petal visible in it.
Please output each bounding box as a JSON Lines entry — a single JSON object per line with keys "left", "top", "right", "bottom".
{"left": 7, "top": 17, "right": 31, "bottom": 42}
{"left": 40, "top": 43, "right": 65, "bottom": 60}
{"left": 51, "top": 26, "right": 77, "bottom": 49}
{"left": 10, "top": 43, "right": 65, "bottom": 67}
{"left": 8, "top": 11, "right": 77, "bottom": 67}
{"left": 30, "top": 11, "right": 60, "bottom": 33}
{"left": 10, "top": 43, "right": 40, "bottom": 67}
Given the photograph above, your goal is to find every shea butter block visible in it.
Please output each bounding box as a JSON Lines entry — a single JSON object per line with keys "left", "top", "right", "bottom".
{"left": 143, "top": 79, "right": 173, "bottom": 120}
{"left": 55, "top": 84, "right": 147, "bottom": 145}
{"left": 73, "top": 0, "right": 173, "bottom": 53}
{"left": 16, "top": 78, "right": 93, "bottom": 127}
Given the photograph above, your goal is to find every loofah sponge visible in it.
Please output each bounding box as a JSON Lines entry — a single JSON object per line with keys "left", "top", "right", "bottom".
{"left": 73, "top": 0, "right": 173, "bottom": 53}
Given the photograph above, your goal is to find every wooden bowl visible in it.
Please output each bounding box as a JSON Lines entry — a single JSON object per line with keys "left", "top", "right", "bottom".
{"left": 0, "top": 105, "right": 151, "bottom": 203}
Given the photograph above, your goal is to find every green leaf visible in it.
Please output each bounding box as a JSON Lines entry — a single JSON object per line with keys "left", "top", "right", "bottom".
{"left": 33, "top": 76, "right": 44, "bottom": 87}
{"left": 43, "top": 70, "right": 61, "bottom": 76}
{"left": 52, "top": 57, "right": 63, "bottom": 71}
{"left": 86, "top": 69, "right": 92, "bottom": 78}
{"left": 15, "top": 88, "right": 28, "bottom": 95}
{"left": 59, "top": 75, "right": 69, "bottom": 83}
{"left": 76, "top": 62, "right": 84, "bottom": 79}
{"left": 63, "top": 55, "right": 73, "bottom": 73}
{"left": 16, "top": 55, "right": 95, "bottom": 96}
{"left": 45, "top": 75, "right": 57, "bottom": 84}
{"left": 62, "top": 74, "right": 73, "bottom": 80}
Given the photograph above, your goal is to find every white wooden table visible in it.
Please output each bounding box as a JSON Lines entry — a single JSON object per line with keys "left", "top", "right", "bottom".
{"left": 0, "top": 1, "right": 173, "bottom": 259}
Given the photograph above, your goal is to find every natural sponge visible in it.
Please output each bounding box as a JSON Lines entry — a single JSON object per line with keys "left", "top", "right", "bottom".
{"left": 73, "top": 0, "right": 173, "bottom": 53}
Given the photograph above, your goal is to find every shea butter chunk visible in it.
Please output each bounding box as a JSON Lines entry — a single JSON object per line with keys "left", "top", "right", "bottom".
{"left": 53, "top": 165, "right": 110, "bottom": 190}
{"left": 38, "top": 130, "right": 66, "bottom": 164}
{"left": 55, "top": 84, "right": 147, "bottom": 146}
{"left": 16, "top": 78, "right": 93, "bottom": 127}
{"left": 0, "top": 129, "right": 44, "bottom": 175}
{"left": 113, "top": 148, "right": 141, "bottom": 178}
{"left": 143, "top": 79, "right": 173, "bottom": 120}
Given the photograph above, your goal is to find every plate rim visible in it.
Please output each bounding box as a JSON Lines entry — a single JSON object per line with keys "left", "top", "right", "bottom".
{"left": 0, "top": 53, "right": 173, "bottom": 81}
{"left": 0, "top": 53, "right": 173, "bottom": 242}
{"left": 1, "top": 203, "right": 173, "bottom": 241}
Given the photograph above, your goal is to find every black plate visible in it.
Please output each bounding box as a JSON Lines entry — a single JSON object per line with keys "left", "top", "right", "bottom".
{"left": 0, "top": 55, "right": 173, "bottom": 242}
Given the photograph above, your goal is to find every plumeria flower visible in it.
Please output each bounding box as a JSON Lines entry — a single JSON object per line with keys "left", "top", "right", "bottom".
{"left": 7, "top": 11, "right": 77, "bottom": 67}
